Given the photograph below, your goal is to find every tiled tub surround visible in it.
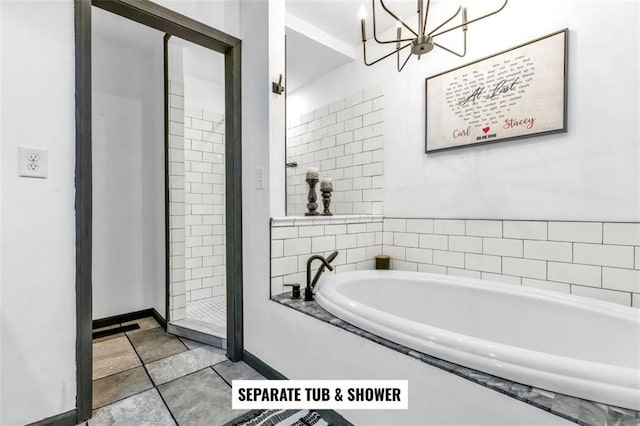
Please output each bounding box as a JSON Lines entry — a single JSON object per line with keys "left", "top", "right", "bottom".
{"left": 271, "top": 217, "right": 640, "bottom": 308}
{"left": 286, "top": 87, "right": 384, "bottom": 216}
{"left": 168, "top": 80, "right": 226, "bottom": 324}
{"left": 270, "top": 215, "right": 384, "bottom": 296}
{"left": 382, "top": 218, "right": 640, "bottom": 308}
{"left": 272, "top": 295, "right": 639, "bottom": 426}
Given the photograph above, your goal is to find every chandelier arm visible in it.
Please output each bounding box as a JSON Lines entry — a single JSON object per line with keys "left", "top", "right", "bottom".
{"left": 397, "top": 48, "right": 412, "bottom": 72}
{"left": 433, "top": 39, "right": 466, "bottom": 58}
{"left": 428, "top": 6, "right": 462, "bottom": 37}
{"left": 364, "top": 41, "right": 412, "bottom": 67}
{"left": 431, "top": 0, "right": 508, "bottom": 38}
{"left": 422, "top": 0, "right": 431, "bottom": 35}
{"left": 374, "top": 37, "right": 414, "bottom": 44}
{"left": 417, "top": 0, "right": 423, "bottom": 36}
{"left": 432, "top": 16, "right": 467, "bottom": 57}
{"left": 371, "top": 0, "right": 415, "bottom": 44}
{"left": 379, "top": 0, "right": 419, "bottom": 37}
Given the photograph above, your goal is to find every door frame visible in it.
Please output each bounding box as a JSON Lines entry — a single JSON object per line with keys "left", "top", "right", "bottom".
{"left": 74, "top": 0, "right": 243, "bottom": 421}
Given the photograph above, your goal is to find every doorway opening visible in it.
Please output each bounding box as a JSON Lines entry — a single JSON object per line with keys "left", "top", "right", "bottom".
{"left": 75, "top": 0, "right": 243, "bottom": 421}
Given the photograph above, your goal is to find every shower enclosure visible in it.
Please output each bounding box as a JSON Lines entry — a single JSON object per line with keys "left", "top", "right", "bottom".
{"left": 166, "top": 36, "right": 228, "bottom": 340}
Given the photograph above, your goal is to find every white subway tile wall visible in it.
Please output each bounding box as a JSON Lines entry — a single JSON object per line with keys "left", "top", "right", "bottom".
{"left": 168, "top": 81, "right": 187, "bottom": 321}
{"left": 270, "top": 214, "right": 640, "bottom": 309}
{"left": 270, "top": 216, "right": 384, "bottom": 296}
{"left": 183, "top": 108, "right": 226, "bottom": 308}
{"left": 286, "top": 87, "right": 384, "bottom": 216}
{"left": 382, "top": 218, "right": 640, "bottom": 308}
{"left": 168, "top": 79, "right": 225, "bottom": 321}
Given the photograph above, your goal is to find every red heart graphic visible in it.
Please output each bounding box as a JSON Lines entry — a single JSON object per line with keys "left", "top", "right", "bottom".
{"left": 482, "top": 127, "right": 491, "bottom": 134}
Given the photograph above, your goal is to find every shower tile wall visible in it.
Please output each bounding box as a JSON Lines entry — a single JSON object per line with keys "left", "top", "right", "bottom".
{"left": 270, "top": 216, "right": 640, "bottom": 308}
{"left": 168, "top": 81, "right": 187, "bottom": 321}
{"left": 183, "top": 108, "right": 226, "bottom": 308}
{"left": 286, "top": 87, "right": 384, "bottom": 216}
{"left": 168, "top": 80, "right": 226, "bottom": 323}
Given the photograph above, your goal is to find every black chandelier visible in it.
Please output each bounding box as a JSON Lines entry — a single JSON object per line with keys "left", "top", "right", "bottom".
{"left": 359, "top": 0, "right": 509, "bottom": 71}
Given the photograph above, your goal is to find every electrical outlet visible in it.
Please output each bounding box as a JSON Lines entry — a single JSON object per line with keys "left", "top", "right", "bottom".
{"left": 19, "top": 146, "right": 48, "bottom": 178}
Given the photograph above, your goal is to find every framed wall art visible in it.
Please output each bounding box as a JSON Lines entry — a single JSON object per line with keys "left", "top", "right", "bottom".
{"left": 425, "top": 29, "right": 568, "bottom": 153}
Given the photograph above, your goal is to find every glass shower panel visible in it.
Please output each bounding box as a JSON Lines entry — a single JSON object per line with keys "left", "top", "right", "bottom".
{"left": 167, "top": 37, "right": 226, "bottom": 338}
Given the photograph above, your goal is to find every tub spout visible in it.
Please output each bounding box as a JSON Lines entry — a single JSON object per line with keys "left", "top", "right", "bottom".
{"left": 305, "top": 251, "right": 339, "bottom": 301}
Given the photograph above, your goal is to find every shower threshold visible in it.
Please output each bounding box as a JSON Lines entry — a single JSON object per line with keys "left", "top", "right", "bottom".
{"left": 168, "top": 318, "right": 227, "bottom": 350}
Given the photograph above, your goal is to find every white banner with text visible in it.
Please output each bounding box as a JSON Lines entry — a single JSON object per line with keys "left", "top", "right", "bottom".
{"left": 232, "top": 380, "right": 409, "bottom": 410}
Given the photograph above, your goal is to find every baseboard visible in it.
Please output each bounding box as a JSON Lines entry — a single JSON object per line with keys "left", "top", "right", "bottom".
{"left": 27, "top": 409, "right": 77, "bottom": 426}
{"left": 242, "top": 350, "right": 287, "bottom": 379}
{"left": 150, "top": 308, "right": 167, "bottom": 328}
{"left": 93, "top": 308, "right": 166, "bottom": 330}
{"left": 241, "top": 350, "right": 353, "bottom": 426}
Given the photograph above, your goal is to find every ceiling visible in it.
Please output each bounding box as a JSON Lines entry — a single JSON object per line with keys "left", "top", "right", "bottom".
{"left": 285, "top": 0, "right": 418, "bottom": 93}
{"left": 286, "top": 0, "right": 417, "bottom": 46}
{"left": 285, "top": 22, "right": 355, "bottom": 93}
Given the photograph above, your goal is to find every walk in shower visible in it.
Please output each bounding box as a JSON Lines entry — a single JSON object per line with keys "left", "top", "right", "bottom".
{"left": 167, "top": 37, "right": 227, "bottom": 339}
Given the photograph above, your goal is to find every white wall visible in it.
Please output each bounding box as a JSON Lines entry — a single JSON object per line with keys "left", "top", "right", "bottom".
{"left": 1, "top": 1, "right": 77, "bottom": 424}
{"left": 92, "top": 30, "right": 166, "bottom": 319}
{"left": 288, "top": 0, "right": 640, "bottom": 222}
{"left": 185, "top": 75, "right": 225, "bottom": 114}
{"left": 0, "top": 0, "right": 4, "bottom": 416}
{"left": 183, "top": 41, "right": 226, "bottom": 114}
{"left": 240, "top": 0, "right": 286, "bottom": 363}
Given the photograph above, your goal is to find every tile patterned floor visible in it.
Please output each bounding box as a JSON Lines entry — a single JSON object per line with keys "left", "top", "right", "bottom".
{"left": 86, "top": 317, "right": 263, "bottom": 425}
{"left": 187, "top": 295, "right": 227, "bottom": 327}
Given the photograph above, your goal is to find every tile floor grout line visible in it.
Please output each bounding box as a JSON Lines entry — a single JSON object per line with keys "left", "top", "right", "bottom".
{"left": 123, "top": 327, "right": 181, "bottom": 425}
{"left": 93, "top": 318, "right": 258, "bottom": 425}
{"left": 92, "top": 331, "right": 153, "bottom": 409}
{"left": 93, "top": 363, "right": 144, "bottom": 382}
{"left": 209, "top": 364, "right": 233, "bottom": 388}
{"left": 154, "top": 385, "right": 181, "bottom": 426}
{"left": 152, "top": 362, "right": 227, "bottom": 388}
{"left": 92, "top": 384, "right": 154, "bottom": 411}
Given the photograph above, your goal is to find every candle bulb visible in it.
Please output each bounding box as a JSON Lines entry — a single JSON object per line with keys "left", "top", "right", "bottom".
{"left": 462, "top": 7, "right": 468, "bottom": 31}
{"left": 306, "top": 166, "right": 319, "bottom": 180}
{"left": 359, "top": 5, "right": 367, "bottom": 42}
{"left": 358, "top": 4, "right": 367, "bottom": 19}
{"left": 320, "top": 177, "right": 333, "bottom": 189}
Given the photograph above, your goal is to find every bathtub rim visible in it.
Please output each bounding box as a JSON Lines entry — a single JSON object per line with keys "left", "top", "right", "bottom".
{"left": 315, "top": 270, "right": 640, "bottom": 410}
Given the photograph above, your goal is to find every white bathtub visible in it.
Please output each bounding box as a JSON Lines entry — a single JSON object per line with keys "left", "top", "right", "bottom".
{"left": 315, "top": 270, "right": 640, "bottom": 410}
